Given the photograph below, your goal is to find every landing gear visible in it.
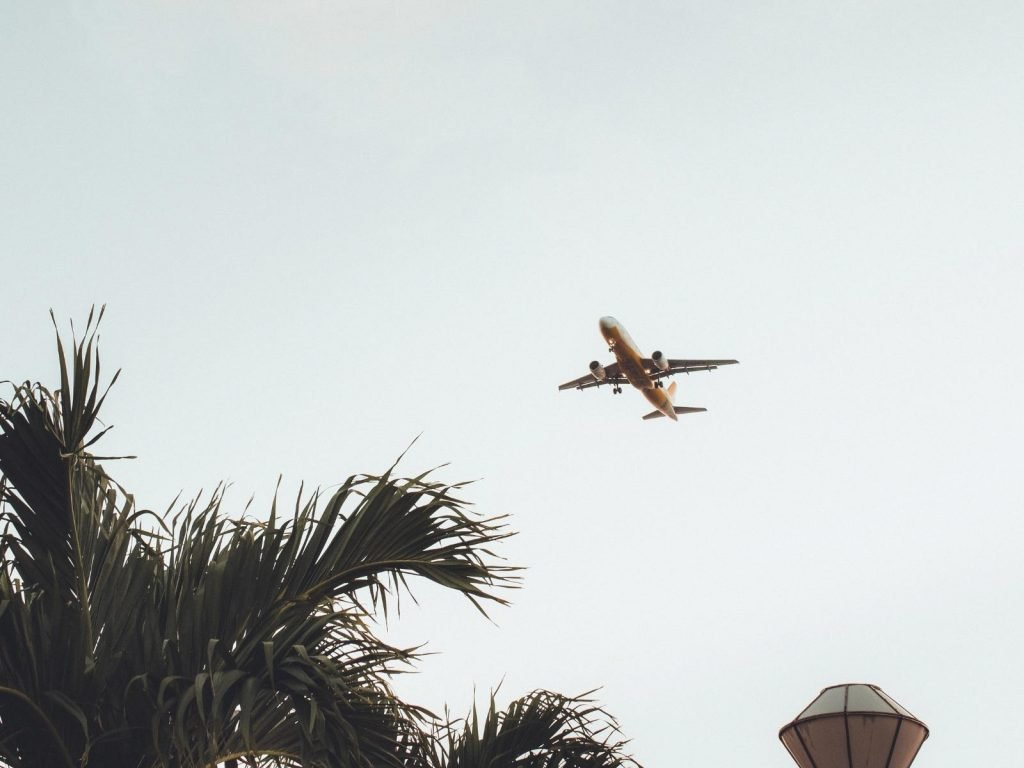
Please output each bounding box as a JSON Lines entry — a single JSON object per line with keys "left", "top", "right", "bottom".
{"left": 654, "top": 380, "right": 664, "bottom": 389}
{"left": 612, "top": 385, "right": 622, "bottom": 395}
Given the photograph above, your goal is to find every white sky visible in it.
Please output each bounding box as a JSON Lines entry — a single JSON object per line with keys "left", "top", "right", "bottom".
{"left": 3, "top": 2, "right": 1023, "bottom": 766}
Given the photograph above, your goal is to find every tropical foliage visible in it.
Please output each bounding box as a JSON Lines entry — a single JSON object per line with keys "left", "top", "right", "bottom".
{"left": 0, "top": 310, "right": 641, "bottom": 768}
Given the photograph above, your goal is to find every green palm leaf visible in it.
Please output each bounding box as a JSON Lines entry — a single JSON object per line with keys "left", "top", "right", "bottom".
{"left": 437, "top": 690, "right": 641, "bottom": 768}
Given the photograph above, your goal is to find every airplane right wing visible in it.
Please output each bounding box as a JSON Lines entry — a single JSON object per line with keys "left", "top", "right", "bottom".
{"left": 645, "top": 359, "right": 739, "bottom": 380}
{"left": 558, "top": 362, "right": 623, "bottom": 391}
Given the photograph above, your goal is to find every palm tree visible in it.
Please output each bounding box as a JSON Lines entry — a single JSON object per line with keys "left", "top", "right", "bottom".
{"left": 0, "top": 310, "right": 641, "bottom": 768}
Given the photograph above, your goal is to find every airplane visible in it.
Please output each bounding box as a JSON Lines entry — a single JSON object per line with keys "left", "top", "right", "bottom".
{"left": 558, "top": 316, "right": 738, "bottom": 421}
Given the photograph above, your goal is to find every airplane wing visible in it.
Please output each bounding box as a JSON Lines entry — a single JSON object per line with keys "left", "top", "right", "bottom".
{"left": 643, "top": 358, "right": 739, "bottom": 381}
{"left": 558, "top": 362, "right": 624, "bottom": 391}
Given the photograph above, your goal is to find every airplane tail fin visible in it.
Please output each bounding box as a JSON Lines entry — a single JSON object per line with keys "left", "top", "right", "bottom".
{"left": 642, "top": 406, "right": 707, "bottom": 421}
{"left": 667, "top": 380, "right": 678, "bottom": 399}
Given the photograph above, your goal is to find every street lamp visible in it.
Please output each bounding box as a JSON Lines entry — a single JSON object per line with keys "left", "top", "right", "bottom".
{"left": 779, "top": 683, "right": 928, "bottom": 768}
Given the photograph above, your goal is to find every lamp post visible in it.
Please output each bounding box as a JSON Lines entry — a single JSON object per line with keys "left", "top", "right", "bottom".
{"left": 779, "top": 684, "right": 928, "bottom": 768}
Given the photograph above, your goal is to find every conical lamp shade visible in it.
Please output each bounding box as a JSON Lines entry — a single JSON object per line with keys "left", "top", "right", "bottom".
{"left": 779, "top": 684, "right": 928, "bottom": 768}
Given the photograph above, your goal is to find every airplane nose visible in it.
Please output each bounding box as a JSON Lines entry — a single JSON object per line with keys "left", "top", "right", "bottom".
{"left": 599, "top": 316, "right": 618, "bottom": 331}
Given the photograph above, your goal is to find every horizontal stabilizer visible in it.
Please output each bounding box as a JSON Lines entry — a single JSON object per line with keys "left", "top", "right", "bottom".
{"left": 641, "top": 406, "right": 708, "bottom": 420}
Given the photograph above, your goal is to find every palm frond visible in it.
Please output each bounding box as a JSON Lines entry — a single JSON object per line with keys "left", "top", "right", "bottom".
{"left": 135, "top": 468, "right": 517, "bottom": 767}
{"left": 436, "top": 690, "right": 642, "bottom": 768}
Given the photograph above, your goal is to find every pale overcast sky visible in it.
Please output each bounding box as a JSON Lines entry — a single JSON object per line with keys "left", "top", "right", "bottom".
{"left": 2, "top": 2, "right": 1023, "bottom": 767}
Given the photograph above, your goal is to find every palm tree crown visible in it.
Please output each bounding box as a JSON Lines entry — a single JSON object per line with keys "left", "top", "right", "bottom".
{"left": 0, "top": 310, "right": 641, "bottom": 768}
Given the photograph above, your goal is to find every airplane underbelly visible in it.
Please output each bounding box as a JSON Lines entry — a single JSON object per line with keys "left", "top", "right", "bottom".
{"left": 620, "top": 358, "right": 651, "bottom": 389}
{"left": 642, "top": 387, "right": 672, "bottom": 415}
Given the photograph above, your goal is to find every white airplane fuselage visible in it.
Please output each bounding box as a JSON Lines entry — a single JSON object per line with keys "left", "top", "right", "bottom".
{"left": 598, "top": 316, "right": 678, "bottom": 420}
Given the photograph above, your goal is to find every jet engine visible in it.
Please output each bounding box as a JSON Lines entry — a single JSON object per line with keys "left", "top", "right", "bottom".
{"left": 589, "top": 360, "right": 607, "bottom": 381}
{"left": 651, "top": 350, "right": 670, "bottom": 371}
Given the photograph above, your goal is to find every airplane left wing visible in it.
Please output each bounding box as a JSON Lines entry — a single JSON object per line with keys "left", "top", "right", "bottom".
{"left": 643, "top": 358, "right": 739, "bottom": 380}
{"left": 558, "top": 362, "right": 623, "bottom": 391}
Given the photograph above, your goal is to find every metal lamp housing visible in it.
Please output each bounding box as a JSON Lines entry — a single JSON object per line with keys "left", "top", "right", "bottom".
{"left": 779, "top": 684, "right": 929, "bottom": 768}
